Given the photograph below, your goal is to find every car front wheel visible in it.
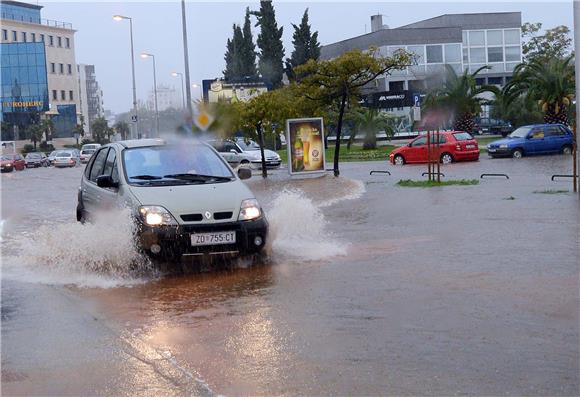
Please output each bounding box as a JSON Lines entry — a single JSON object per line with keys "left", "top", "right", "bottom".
{"left": 512, "top": 149, "right": 523, "bottom": 159}
{"left": 394, "top": 154, "right": 405, "bottom": 165}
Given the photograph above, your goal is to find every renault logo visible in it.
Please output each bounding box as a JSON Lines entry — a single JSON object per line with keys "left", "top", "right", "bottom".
{"left": 204, "top": 211, "right": 212, "bottom": 220}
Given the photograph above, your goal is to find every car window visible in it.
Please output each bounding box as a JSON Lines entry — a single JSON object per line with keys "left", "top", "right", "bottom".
{"left": 89, "top": 148, "right": 110, "bottom": 183}
{"left": 411, "top": 137, "right": 427, "bottom": 147}
{"left": 545, "top": 126, "right": 566, "bottom": 137}
{"left": 56, "top": 151, "right": 70, "bottom": 157}
{"left": 210, "top": 141, "right": 225, "bottom": 152}
{"left": 530, "top": 129, "right": 544, "bottom": 139}
{"left": 102, "top": 148, "right": 116, "bottom": 178}
{"left": 111, "top": 160, "right": 120, "bottom": 184}
{"left": 453, "top": 132, "right": 473, "bottom": 141}
{"left": 224, "top": 142, "right": 240, "bottom": 152}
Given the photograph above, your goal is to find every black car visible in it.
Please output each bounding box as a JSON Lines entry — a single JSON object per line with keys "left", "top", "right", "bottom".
{"left": 24, "top": 152, "right": 49, "bottom": 168}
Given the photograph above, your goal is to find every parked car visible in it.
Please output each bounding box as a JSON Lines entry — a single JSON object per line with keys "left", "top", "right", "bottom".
{"left": 80, "top": 148, "right": 96, "bottom": 163}
{"left": 208, "top": 139, "right": 257, "bottom": 168}
{"left": 24, "top": 152, "right": 48, "bottom": 168}
{"left": 1, "top": 154, "right": 26, "bottom": 172}
{"left": 76, "top": 139, "right": 268, "bottom": 262}
{"left": 53, "top": 150, "right": 80, "bottom": 168}
{"left": 487, "top": 124, "right": 574, "bottom": 159}
{"left": 235, "top": 138, "right": 282, "bottom": 169}
{"left": 81, "top": 143, "right": 101, "bottom": 151}
{"left": 389, "top": 131, "right": 480, "bottom": 165}
{"left": 473, "top": 117, "right": 513, "bottom": 137}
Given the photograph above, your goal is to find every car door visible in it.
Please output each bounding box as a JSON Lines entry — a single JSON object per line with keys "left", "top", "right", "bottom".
{"left": 223, "top": 141, "right": 242, "bottom": 166}
{"left": 523, "top": 127, "right": 545, "bottom": 154}
{"left": 82, "top": 147, "right": 110, "bottom": 215}
{"left": 545, "top": 125, "right": 569, "bottom": 153}
{"left": 407, "top": 136, "right": 427, "bottom": 163}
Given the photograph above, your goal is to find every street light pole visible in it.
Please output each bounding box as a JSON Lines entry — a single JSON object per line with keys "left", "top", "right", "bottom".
{"left": 113, "top": 15, "right": 138, "bottom": 139}
{"left": 141, "top": 53, "right": 159, "bottom": 137}
{"left": 574, "top": 0, "right": 579, "bottom": 193}
{"left": 181, "top": 0, "right": 193, "bottom": 118}
{"left": 172, "top": 72, "right": 185, "bottom": 110}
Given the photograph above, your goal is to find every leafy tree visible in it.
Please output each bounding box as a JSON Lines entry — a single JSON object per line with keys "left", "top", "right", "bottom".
{"left": 505, "top": 55, "right": 575, "bottom": 125}
{"left": 114, "top": 120, "right": 130, "bottom": 140}
{"left": 26, "top": 123, "right": 43, "bottom": 150}
{"left": 252, "top": 1, "right": 285, "bottom": 88}
{"left": 424, "top": 65, "right": 498, "bottom": 132}
{"left": 295, "top": 47, "right": 412, "bottom": 176}
{"left": 223, "top": 24, "right": 245, "bottom": 81}
{"left": 285, "top": 8, "right": 320, "bottom": 80}
{"left": 39, "top": 119, "right": 54, "bottom": 142}
{"left": 241, "top": 7, "right": 258, "bottom": 78}
{"left": 91, "top": 117, "right": 110, "bottom": 144}
{"left": 490, "top": 85, "right": 543, "bottom": 128}
{"left": 522, "top": 22, "right": 572, "bottom": 63}
{"left": 351, "top": 108, "right": 394, "bottom": 150}
{"left": 73, "top": 115, "right": 85, "bottom": 145}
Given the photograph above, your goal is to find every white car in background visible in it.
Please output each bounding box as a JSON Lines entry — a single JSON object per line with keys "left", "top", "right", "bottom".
{"left": 209, "top": 139, "right": 282, "bottom": 169}
{"left": 234, "top": 138, "right": 282, "bottom": 169}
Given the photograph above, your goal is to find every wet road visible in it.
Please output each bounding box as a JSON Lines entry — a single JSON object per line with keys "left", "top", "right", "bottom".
{"left": 2, "top": 154, "right": 579, "bottom": 396}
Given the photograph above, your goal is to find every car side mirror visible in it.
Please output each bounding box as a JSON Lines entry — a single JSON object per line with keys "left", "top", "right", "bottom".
{"left": 238, "top": 168, "right": 252, "bottom": 180}
{"left": 96, "top": 175, "right": 119, "bottom": 188}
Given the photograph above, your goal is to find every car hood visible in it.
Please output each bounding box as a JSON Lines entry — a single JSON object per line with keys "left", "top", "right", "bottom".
{"left": 127, "top": 179, "right": 256, "bottom": 224}
{"left": 489, "top": 137, "right": 521, "bottom": 146}
{"left": 390, "top": 145, "right": 406, "bottom": 155}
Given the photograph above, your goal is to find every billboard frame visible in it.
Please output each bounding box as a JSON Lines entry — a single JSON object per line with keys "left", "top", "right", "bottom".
{"left": 286, "top": 117, "right": 326, "bottom": 176}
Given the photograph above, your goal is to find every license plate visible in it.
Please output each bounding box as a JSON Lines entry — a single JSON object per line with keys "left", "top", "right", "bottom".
{"left": 488, "top": 148, "right": 496, "bottom": 152}
{"left": 466, "top": 144, "right": 476, "bottom": 149}
{"left": 190, "top": 231, "right": 236, "bottom": 246}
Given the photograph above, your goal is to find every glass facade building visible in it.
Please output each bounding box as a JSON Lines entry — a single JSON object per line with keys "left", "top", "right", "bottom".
{"left": 1, "top": 42, "right": 49, "bottom": 136}
{"left": 0, "top": 2, "right": 41, "bottom": 24}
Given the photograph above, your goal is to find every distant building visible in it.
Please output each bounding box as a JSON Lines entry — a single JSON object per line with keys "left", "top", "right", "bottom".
{"left": 1, "top": 0, "right": 81, "bottom": 138}
{"left": 201, "top": 78, "right": 270, "bottom": 103}
{"left": 147, "top": 84, "right": 180, "bottom": 112}
{"left": 321, "top": 12, "right": 523, "bottom": 132}
{"left": 77, "top": 64, "right": 104, "bottom": 135}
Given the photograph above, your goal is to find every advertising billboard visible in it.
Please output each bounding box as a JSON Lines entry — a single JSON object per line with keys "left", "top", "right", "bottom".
{"left": 286, "top": 118, "right": 325, "bottom": 175}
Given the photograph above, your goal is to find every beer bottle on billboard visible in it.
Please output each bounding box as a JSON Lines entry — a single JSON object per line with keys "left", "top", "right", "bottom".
{"left": 293, "top": 137, "right": 304, "bottom": 171}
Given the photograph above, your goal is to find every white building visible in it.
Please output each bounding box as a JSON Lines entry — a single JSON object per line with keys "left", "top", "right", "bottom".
{"left": 77, "top": 63, "right": 104, "bottom": 134}
{"left": 147, "top": 84, "right": 181, "bottom": 112}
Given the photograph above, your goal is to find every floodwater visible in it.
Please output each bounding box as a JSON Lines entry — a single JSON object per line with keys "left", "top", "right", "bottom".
{"left": 1, "top": 154, "right": 579, "bottom": 396}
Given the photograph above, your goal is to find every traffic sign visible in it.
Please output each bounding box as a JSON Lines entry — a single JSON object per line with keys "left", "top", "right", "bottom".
{"left": 413, "top": 93, "right": 421, "bottom": 107}
{"left": 194, "top": 110, "right": 214, "bottom": 131}
{"left": 131, "top": 115, "right": 138, "bottom": 122}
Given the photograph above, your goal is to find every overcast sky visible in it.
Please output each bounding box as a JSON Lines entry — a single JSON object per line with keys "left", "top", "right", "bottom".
{"left": 39, "top": 0, "right": 574, "bottom": 114}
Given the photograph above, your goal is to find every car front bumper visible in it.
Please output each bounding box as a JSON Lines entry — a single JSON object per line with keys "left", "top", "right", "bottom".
{"left": 1, "top": 165, "right": 14, "bottom": 172}
{"left": 137, "top": 217, "right": 269, "bottom": 260}
{"left": 487, "top": 147, "right": 511, "bottom": 157}
{"left": 250, "top": 160, "right": 282, "bottom": 169}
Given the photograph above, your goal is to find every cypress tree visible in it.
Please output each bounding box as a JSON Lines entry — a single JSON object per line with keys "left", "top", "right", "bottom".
{"left": 223, "top": 24, "right": 244, "bottom": 81}
{"left": 286, "top": 8, "right": 320, "bottom": 80}
{"left": 252, "top": 1, "right": 285, "bottom": 88}
{"left": 240, "top": 7, "right": 258, "bottom": 79}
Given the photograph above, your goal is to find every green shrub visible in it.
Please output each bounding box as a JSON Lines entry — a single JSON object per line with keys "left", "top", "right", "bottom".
{"left": 39, "top": 141, "right": 55, "bottom": 152}
{"left": 21, "top": 144, "right": 35, "bottom": 154}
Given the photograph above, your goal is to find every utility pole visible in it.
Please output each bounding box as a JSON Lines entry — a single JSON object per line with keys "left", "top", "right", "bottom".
{"left": 181, "top": 0, "right": 193, "bottom": 119}
{"left": 574, "top": 0, "right": 579, "bottom": 193}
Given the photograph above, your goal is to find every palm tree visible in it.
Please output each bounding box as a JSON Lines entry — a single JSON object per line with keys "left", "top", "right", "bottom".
{"left": 27, "top": 123, "right": 43, "bottom": 150}
{"left": 505, "top": 55, "right": 575, "bottom": 125}
{"left": 350, "top": 108, "right": 394, "bottom": 150}
{"left": 424, "top": 65, "right": 498, "bottom": 132}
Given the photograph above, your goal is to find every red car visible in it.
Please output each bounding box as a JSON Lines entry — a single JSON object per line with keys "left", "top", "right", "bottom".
{"left": 389, "top": 131, "right": 480, "bottom": 165}
{"left": 1, "top": 153, "right": 26, "bottom": 172}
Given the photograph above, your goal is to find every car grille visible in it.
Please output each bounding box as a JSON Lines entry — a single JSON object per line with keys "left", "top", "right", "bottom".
{"left": 181, "top": 214, "right": 203, "bottom": 222}
{"left": 180, "top": 211, "right": 233, "bottom": 222}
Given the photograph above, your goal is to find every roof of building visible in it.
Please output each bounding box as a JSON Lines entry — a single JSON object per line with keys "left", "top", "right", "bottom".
{"left": 0, "top": 0, "right": 42, "bottom": 11}
{"left": 320, "top": 12, "right": 522, "bottom": 60}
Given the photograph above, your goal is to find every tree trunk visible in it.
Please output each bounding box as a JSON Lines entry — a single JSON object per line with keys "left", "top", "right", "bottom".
{"left": 256, "top": 122, "right": 268, "bottom": 179}
{"left": 333, "top": 90, "right": 348, "bottom": 177}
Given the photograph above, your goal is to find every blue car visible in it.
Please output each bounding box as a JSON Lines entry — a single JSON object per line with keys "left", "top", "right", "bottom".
{"left": 487, "top": 124, "right": 575, "bottom": 159}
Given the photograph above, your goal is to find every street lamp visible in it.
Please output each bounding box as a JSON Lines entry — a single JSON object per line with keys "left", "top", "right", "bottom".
{"left": 113, "top": 14, "right": 138, "bottom": 139}
{"left": 191, "top": 83, "right": 200, "bottom": 101}
{"left": 172, "top": 72, "right": 185, "bottom": 110}
{"left": 141, "top": 52, "right": 159, "bottom": 137}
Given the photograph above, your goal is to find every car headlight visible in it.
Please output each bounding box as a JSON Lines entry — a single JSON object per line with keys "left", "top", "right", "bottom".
{"left": 138, "top": 205, "right": 177, "bottom": 226}
{"left": 499, "top": 144, "right": 508, "bottom": 149}
{"left": 6, "top": 163, "right": 12, "bottom": 167}
{"left": 238, "top": 199, "right": 262, "bottom": 221}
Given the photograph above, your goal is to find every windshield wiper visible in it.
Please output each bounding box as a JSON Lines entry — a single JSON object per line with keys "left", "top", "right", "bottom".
{"left": 130, "top": 174, "right": 163, "bottom": 180}
{"left": 163, "top": 173, "right": 233, "bottom": 182}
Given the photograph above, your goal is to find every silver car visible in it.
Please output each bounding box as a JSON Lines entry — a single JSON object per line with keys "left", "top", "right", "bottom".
{"left": 53, "top": 150, "right": 80, "bottom": 168}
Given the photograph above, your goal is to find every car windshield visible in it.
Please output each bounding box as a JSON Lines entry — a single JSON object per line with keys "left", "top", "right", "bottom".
{"left": 56, "top": 152, "right": 71, "bottom": 157}
{"left": 509, "top": 126, "right": 532, "bottom": 138}
{"left": 49, "top": 151, "right": 57, "bottom": 157}
{"left": 123, "top": 144, "right": 234, "bottom": 185}
{"left": 82, "top": 149, "right": 95, "bottom": 155}
{"left": 1, "top": 155, "right": 13, "bottom": 161}
{"left": 26, "top": 153, "right": 41, "bottom": 158}
{"left": 453, "top": 132, "right": 474, "bottom": 141}
{"left": 236, "top": 139, "right": 260, "bottom": 151}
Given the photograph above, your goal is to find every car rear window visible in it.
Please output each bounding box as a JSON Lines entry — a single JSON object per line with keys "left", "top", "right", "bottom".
{"left": 453, "top": 132, "right": 474, "bottom": 141}
{"left": 56, "top": 152, "right": 71, "bottom": 157}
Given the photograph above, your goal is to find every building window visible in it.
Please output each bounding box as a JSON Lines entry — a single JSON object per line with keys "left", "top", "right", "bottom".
{"left": 49, "top": 35, "right": 54, "bottom": 46}
{"left": 40, "top": 34, "right": 45, "bottom": 42}
{"left": 50, "top": 62, "right": 56, "bottom": 73}
{"left": 426, "top": 45, "right": 443, "bottom": 63}
{"left": 2, "top": 29, "right": 7, "bottom": 41}
{"left": 504, "top": 29, "right": 520, "bottom": 45}
{"left": 389, "top": 81, "right": 404, "bottom": 92}
{"left": 57, "top": 36, "right": 62, "bottom": 47}
{"left": 468, "top": 30, "right": 485, "bottom": 46}
{"left": 22, "top": 32, "right": 27, "bottom": 42}
{"left": 488, "top": 77, "right": 503, "bottom": 85}
{"left": 65, "top": 38, "right": 70, "bottom": 48}
{"left": 407, "top": 45, "right": 425, "bottom": 64}
{"left": 61, "top": 90, "right": 66, "bottom": 100}
{"left": 12, "top": 31, "right": 17, "bottom": 41}
{"left": 59, "top": 63, "right": 64, "bottom": 74}
{"left": 67, "top": 64, "right": 72, "bottom": 74}
{"left": 52, "top": 90, "right": 57, "bottom": 100}
{"left": 487, "top": 47, "right": 504, "bottom": 63}
{"left": 69, "top": 90, "right": 74, "bottom": 100}
{"left": 475, "top": 78, "right": 486, "bottom": 87}
{"left": 444, "top": 44, "right": 461, "bottom": 63}
{"left": 469, "top": 47, "right": 486, "bottom": 63}
{"left": 505, "top": 46, "right": 521, "bottom": 62}
{"left": 486, "top": 30, "right": 503, "bottom": 46}
{"left": 31, "top": 32, "right": 36, "bottom": 42}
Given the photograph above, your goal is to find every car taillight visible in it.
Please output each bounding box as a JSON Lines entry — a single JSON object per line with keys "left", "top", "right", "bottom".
{"left": 70, "top": 159, "right": 75, "bottom": 164}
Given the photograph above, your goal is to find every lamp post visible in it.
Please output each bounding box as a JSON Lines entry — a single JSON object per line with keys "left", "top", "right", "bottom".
{"left": 141, "top": 53, "right": 159, "bottom": 137}
{"left": 181, "top": 0, "right": 193, "bottom": 118}
{"left": 172, "top": 72, "right": 185, "bottom": 110}
{"left": 191, "top": 83, "right": 200, "bottom": 101}
{"left": 113, "top": 14, "right": 138, "bottom": 139}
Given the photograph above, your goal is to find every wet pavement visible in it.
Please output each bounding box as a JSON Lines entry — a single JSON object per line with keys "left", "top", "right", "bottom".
{"left": 1, "top": 154, "right": 579, "bottom": 396}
